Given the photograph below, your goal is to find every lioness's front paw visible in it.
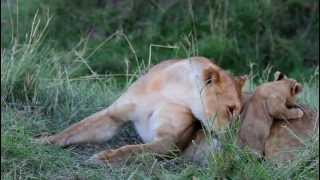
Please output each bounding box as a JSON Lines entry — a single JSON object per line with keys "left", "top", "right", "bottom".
{"left": 250, "top": 149, "right": 264, "bottom": 159}
{"left": 89, "top": 150, "right": 124, "bottom": 167}
{"left": 101, "top": 150, "right": 122, "bottom": 162}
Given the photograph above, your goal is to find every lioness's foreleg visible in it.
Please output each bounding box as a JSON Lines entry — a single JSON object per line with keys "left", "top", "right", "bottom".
{"left": 89, "top": 136, "right": 177, "bottom": 165}
{"left": 36, "top": 104, "right": 134, "bottom": 147}
{"left": 267, "top": 96, "right": 303, "bottom": 120}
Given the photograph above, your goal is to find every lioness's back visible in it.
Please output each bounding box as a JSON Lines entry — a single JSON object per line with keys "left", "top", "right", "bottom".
{"left": 127, "top": 57, "right": 213, "bottom": 95}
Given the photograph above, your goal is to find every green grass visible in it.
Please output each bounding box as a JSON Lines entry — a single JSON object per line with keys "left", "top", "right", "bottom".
{"left": 1, "top": 1, "right": 319, "bottom": 179}
{"left": 1, "top": 0, "right": 319, "bottom": 77}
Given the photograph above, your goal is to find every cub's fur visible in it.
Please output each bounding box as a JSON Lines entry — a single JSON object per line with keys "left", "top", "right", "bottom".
{"left": 181, "top": 103, "right": 317, "bottom": 165}
{"left": 265, "top": 104, "right": 318, "bottom": 162}
{"left": 238, "top": 72, "right": 304, "bottom": 157}
{"left": 36, "top": 57, "right": 246, "bottom": 165}
{"left": 182, "top": 72, "right": 317, "bottom": 164}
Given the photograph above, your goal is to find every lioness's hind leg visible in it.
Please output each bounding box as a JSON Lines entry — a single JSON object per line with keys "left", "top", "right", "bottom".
{"left": 89, "top": 103, "right": 195, "bottom": 165}
{"left": 36, "top": 104, "right": 134, "bottom": 147}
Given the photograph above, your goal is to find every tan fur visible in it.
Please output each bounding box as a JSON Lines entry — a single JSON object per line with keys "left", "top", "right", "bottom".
{"left": 181, "top": 103, "right": 318, "bottom": 165}
{"left": 238, "top": 72, "right": 304, "bottom": 156}
{"left": 239, "top": 91, "right": 318, "bottom": 162}
{"left": 181, "top": 128, "right": 217, "bottom": 166}
{"left": 36, "top": 57, "right": 245, "bottom": 165}
{"left": 182, "top": 72, "right": 317, "bottom": 164}
{"left": 265, "top": 104, "right": 318, "bottom": 162}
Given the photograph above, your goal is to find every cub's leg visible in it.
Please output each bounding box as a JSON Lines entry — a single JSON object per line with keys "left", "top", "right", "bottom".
{"left": 89, "top": 103, "right": 196, "bottom": 165}
{"left": 36, "top": 104, "right": 135, "bottom": 147}
{"left": 266, "top": 96, "right": 304, "bottom": 120}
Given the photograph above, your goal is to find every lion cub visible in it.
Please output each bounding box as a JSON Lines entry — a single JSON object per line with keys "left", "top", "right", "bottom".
{"left": 265, "top": 104, "right": 318, "bottom": 162}
{"left": 182, "top": 72, "right": 315, "bottom": 164}
{"left": 182, "top": 103, "right": 317, "bottom": 164}
{"left": 238, "top": 71, "right": 304, "bottom": 157}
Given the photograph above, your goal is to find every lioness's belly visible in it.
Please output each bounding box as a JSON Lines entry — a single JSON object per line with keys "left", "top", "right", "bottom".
{"left": 134, "top": 119, "right": 155, "bottom": 143}
{"left": 131, "top": 98, "right": 192, "bottom": 143}
{"left": 130, "top": 99, "right": 162, "bottom": 143}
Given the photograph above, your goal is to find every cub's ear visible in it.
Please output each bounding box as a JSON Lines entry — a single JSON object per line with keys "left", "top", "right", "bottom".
{"left": 291, "top": 82, "right": 303, "bottom": 96}
{"left": 203, "top": 67, "right": 220, "bottom": 85}
{"left": 274, "top": 71, "right": 287, "bottom": 81}
{"left": 235, "top": 75, "right": 248, "bottom": 89}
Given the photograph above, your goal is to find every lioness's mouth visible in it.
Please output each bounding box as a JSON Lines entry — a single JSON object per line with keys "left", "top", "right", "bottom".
{"left": 226, "top": 109, "right": 236, "bottom": 121}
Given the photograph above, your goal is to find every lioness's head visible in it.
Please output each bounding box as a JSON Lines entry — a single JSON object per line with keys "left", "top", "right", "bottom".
{"left": 201, "top": 65, "right": 247, "bottom": 131}
{"left": 272, "top": 71, "right": 303, "bottom": 106}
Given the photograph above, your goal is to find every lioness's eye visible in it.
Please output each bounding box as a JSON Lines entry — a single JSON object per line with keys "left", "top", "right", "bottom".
{"left": 206, "top": 79, "right": 212, "bottom": 85}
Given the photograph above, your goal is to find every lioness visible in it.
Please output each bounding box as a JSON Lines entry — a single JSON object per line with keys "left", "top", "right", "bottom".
{"left": 182, "top": 72, "right": 317, "bottom": 164}
{"left": 37, "top": 57, "right": 246, "bottom": 164}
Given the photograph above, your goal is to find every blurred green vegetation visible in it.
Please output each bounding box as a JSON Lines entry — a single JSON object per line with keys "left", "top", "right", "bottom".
{"left": 1, "top": 0, "right": 319, "bottom": 78}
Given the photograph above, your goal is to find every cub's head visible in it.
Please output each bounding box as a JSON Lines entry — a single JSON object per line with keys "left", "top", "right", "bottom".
{"left": 272, "top": 71, "right": 303, "bottom": 106}
{"left": 201, "top": 65, "right": 247, "bottom": 131}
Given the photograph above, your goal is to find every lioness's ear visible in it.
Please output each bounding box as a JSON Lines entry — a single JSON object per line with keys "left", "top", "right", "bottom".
{"left": 291, "top": 82, "right": 303, "bottom": 95}
{"left": 274, "top": 71, "right": 287, "bottom": 81}
{"left": 203, "top": 67, "right": 220, "bottom": 85}
{"left": 235, "top": 75, "right": 248, "bottom": 89}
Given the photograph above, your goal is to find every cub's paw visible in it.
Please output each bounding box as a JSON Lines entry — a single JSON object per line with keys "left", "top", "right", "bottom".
{"left": 296, "top": 108, "right": 304, "bottom": 119}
